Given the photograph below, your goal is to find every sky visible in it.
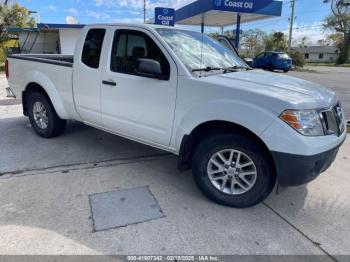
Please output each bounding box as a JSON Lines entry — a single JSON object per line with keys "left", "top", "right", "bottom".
{"left": 13, "top": 0, "right": 333, "bottom": 45}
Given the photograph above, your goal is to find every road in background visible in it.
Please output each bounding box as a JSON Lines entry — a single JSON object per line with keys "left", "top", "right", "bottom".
{"left": 288, "top": 66, "right": 350, "bottom": 120}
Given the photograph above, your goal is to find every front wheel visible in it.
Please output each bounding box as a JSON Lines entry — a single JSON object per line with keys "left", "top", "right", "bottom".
{"left": 192, "top": 133, "right": 276, "bottom": 208}
{"left": 28, "top": 92, "right": 66, "bottom": 138}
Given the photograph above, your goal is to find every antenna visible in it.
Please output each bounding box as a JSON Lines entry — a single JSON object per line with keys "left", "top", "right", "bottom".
{"left": 199, "top": 15, "right": 205, "bottom": 78}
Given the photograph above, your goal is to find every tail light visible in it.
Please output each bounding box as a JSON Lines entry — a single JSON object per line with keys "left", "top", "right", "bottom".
{"left": 5, "top": 59, "right": 9, "bottom": 79}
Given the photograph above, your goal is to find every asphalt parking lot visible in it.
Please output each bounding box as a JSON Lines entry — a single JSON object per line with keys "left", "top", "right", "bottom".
{"left": 0, "top": 68, "right": 349, "bottom": 257}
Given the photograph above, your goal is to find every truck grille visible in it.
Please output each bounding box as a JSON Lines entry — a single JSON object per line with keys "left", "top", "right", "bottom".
{"left": 319, "top": 103, "right": 345, "bottom": 136}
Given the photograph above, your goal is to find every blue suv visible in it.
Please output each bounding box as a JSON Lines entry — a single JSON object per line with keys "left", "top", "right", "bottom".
{"left": 253, "top": 52, "right": 292, "bottom": 72}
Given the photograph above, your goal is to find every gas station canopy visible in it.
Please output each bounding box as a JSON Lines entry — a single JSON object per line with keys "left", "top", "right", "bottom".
{"left": 175, "top": 0, "right": 283, "bottom": 27}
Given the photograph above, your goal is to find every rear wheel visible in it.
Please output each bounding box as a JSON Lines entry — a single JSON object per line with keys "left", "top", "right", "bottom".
{"left": 27, "top": 92, "right": 66, "bottom": 138}
{"left": 267, "top": 63, "right": 274, "bottom": 71}
{"left": 192, "top": 133, "right": 276, "bottom": 208}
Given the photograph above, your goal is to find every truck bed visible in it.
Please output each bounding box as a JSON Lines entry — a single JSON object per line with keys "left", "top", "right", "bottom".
{"left": 7, "top": 53, "right": 77, "bottom": 119}
{"left": 8, "top": 54, "right": 73, "bottom": 67}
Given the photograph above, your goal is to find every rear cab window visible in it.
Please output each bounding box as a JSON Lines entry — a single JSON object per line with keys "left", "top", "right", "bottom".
{"left": 82, "top": 28, "right": 106, "bottom": 69}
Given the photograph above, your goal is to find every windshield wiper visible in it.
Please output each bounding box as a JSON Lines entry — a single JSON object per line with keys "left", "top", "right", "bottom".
{"left": 192, "top": 66, "right": 251, "bottom": 74}
{"left": 192, "top": 67, "right": 223, "bottom": 72}
{"left": 222, "top": 66, "right": 250, "bottom": 73}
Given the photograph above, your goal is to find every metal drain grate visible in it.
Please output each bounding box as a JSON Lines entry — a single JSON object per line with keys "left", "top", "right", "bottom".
{"left": 89, "top": 186, "right": 164, "bottom": 232}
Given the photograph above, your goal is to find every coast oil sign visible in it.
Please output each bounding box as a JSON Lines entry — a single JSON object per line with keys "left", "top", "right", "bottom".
{"left": 213, "top": 0, "right": 274, "bottom": 13}
{"left": 154, "top": 7, "right": 175, "bottom": 26}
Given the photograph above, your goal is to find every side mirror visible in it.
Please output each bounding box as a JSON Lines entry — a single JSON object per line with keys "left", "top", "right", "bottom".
{"left": 136, "top": 58, "right": 168, "bottom": 80}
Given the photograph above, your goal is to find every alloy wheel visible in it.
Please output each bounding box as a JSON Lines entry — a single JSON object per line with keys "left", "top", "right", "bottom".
{"left": 33, "top": 101, "right": 48, "bottom": 129}
{"left": 207, "top": 149, "right": 257, "bottom": 195}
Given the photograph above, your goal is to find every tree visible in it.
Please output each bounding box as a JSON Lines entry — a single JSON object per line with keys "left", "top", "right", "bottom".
{"left": 223, "top": 30, "right": 235, "bottom": 40}
{"left": 317, "top": 39, "right": 326, "bottom": 45}
{"left": 240, "top": 29, "right": 266, "bottom": 56}
{"left": 296, "top": 36, "right": 311, "bottom": 47}
{"left": 327, "top": 32, "right": 344, "bottom": 47}
{"left": 0, "top": 2, "right": 36, "bottom": 41}
{"left": 323, "top": 0, "right": 350, "bottom": 63}
{"left": 263, "top": 32, "right": 288, "bottom": 51}
{"left": 287, "top": 50, "right": 305, "bottom": 67}
{"left": 209, "top": 31, "right": 236, "bottom": 40}
{"left": 209, "top": 32, "right": 220, "bottom": 39}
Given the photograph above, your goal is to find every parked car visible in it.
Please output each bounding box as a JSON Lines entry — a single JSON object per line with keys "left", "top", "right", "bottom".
{"left": 253, "top": 51, "right": 292, "bottom": 72}
{"left": 243, "top": 58, "right": 254, "bottom": 67}
{"left": 6, "top": 24, "right": 346, "bottom": 208}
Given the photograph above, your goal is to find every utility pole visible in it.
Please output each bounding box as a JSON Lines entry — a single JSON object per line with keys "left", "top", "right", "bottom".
{"left": 143, "top": 0, "right": 146, "bottom": 23}
{"left": 288, "top": 0, "right": 296, "bottom": 50}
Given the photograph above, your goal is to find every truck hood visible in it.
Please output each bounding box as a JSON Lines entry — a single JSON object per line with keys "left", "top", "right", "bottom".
{"left": 206, "top": 70, "right": 337, "bottom": 110}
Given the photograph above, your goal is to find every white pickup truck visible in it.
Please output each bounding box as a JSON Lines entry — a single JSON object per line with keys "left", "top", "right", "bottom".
{"left": 6, "top": 24, "right": 347, "bottom": 208}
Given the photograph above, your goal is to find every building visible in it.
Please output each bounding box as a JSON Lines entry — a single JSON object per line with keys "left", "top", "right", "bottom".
{"left": 7, "top": 23, "right": 84, "bottom": 55}
{"left": 293, "top": 46, "right": 339, "bottom": 63}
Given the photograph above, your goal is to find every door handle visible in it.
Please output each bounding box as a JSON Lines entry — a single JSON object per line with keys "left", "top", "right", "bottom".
{"left": 102, "top": 80, "right": 117, "bottom": 86}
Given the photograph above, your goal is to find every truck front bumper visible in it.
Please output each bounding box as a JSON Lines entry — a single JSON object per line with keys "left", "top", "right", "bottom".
{"left": 271, "top": 136, "right": 346, "bottom": 187}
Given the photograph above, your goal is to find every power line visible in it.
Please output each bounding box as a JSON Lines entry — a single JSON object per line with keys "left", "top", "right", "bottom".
{"left": 239, "top": 9, "right": 329, "bottom": 28}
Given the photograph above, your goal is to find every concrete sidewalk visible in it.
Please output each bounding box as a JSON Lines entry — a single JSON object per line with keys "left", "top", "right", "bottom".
{"left": 0, "top": 128, "right": 349, "bottom": 256}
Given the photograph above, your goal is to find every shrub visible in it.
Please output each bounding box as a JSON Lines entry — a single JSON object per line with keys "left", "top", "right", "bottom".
{"left": 288, "top": 50, "right": 304, "bottom": 67}
{"left": 0, "top": 46, "right": 7, "bottom": 64}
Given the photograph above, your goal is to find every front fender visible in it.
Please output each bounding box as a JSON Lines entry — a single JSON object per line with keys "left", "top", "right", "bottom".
{"left": 24, "top": 71, "right": 69, "bottom": 119}
{"left": 172, "top": 99, "right": 278, "bottom": 152}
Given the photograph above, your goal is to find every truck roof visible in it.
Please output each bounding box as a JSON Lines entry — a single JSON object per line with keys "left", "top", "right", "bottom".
{"left": 85, "top": 23, "right": 191, "bottom": 31}
{"left": 85, "top": 23, "right": 181, "bottom": 30}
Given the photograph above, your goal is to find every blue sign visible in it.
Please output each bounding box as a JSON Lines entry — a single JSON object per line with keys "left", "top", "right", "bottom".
{"left": 213, "top": 0, "right": 277, "bottom": 14}
{"left": 155, "top": 7, "right": 175, "bottom": 26}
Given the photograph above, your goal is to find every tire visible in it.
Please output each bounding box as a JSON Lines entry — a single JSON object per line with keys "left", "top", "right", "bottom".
{"left": 192, "top": 133, "right": 276, "bottom": 208}
{"left": 27, "top": 92, "right": 66, "bottom": 138}
{"left": 283, "top": 69, "right": 289, "bottom": 73}
{"left": 267, "top": 63, "right": 274, "bottom": 71}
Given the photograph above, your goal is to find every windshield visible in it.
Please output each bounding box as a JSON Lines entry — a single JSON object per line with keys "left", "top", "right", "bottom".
{"left": 156, "top": 28, "right": 248, "bottom": 74}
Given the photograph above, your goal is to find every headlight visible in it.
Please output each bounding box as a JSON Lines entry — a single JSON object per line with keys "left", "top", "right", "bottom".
{"left": 280, "top": 110, "right": 324, "bottom": 136}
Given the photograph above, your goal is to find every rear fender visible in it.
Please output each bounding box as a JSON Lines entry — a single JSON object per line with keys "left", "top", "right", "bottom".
{"left": 24, "top": 71, "right": 69, "bottom": 119}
